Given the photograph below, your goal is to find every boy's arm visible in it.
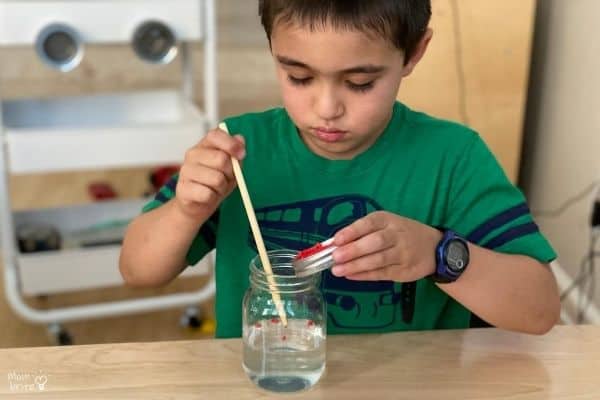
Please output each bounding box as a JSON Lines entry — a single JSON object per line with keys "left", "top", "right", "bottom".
{"left": 439, "top": 240, "right": 560, "bottom": 334}
{"left": 119, "top": 199, "right": 209, "bottom": 287}
{"left": 330, "top": 211, "right": 560, "bottom": 335}
{"left": 119, "top": 128, "right": 246, "bottom": 287}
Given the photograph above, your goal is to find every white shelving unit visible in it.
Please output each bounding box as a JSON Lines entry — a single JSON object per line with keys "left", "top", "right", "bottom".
{"left": 3, "top": 90, "right": 209, "bottom": 174}
{"left": 0, "top": 0, "right": 218, "bottom": 342}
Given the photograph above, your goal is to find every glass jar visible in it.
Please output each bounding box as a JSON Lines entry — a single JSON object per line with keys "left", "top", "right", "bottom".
{"left": 242, "top": 250, "right": 326, "bottom": 393}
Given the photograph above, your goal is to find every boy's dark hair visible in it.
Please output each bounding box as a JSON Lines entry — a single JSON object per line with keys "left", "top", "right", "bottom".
{"left": 259, "top": 0, "right": 431, "bottom": 64}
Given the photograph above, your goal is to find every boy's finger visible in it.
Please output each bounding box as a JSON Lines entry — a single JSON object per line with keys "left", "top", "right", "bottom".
{"left": 192, "top": 148, "right": 235, "bottom": 181}
{"left": 203, "top": 129, "right": 246, "bottom": 160}
{"left": 233, "top": 135, "right": 247, "bottom": 160}
{"left": 334, "top": 212, "right": 387, "bottom": 245}
{"left": 178, "top": 178, "right": 220, "bottom": 205}
{"left": 344, "top": 264, "right": 413, "bottom": 282}
{"left": 332, "top": 246, "right": 394, "bottom": 276}
{"left": 182, "top": 164, "right": 231, "bottom": 196}
{"left": 345, "top": 266, "right": 396, "bottom": 282}
{"left": 233, "top": 134, "right": 246, "bottom": 146}
{"left": 333, "top": 230, "right": 393, "bottom": 264}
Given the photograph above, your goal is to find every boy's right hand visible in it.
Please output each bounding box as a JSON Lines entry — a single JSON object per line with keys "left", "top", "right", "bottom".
{"left": 174, "top": 128, "right": 246, "bottom": 221}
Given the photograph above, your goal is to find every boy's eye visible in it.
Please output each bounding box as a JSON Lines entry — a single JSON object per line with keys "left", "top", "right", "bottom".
{"left": 346, "top": 81, "right": 375, "bottom": 92}
{"left": 288, "top": 75, "right": 313, "bottom": 86}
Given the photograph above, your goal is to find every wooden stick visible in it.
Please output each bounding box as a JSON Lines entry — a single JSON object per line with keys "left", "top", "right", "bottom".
{"left": 218, "top": 123, "right": 288, "bottom": 326}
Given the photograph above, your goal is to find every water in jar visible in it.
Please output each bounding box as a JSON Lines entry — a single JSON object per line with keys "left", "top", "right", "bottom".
{"left": 243, "top": 317, "right": 326, "bottom": 393}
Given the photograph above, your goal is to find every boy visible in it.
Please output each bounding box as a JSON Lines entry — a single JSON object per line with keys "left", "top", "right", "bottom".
{"left": 120, "top": 0, "right": 560, "bottom": 338}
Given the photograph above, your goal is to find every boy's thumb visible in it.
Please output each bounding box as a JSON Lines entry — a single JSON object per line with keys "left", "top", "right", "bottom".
{"left": 233, "top": 135, "right": 246, "bottom": 159}
{"left": 233, "top": 135, "right": 246, "bottom": 144}
{"left": 233, "top": 134, "right": 246, "bottom": 146}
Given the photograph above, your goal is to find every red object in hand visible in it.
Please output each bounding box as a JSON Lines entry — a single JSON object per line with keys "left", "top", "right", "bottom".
{"left": 150, "top": 165, "right": 180, "bottom": 191}
{"left": 88, "top": 182, "right": 117, "bottom": 201}
{"left": 294, "top": 238, "right": 335, "bottom": 261}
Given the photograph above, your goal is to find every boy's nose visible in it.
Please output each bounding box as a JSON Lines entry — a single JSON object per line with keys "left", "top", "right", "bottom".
{"left": 315, "top": 88, "right": 344, "bottom": 121}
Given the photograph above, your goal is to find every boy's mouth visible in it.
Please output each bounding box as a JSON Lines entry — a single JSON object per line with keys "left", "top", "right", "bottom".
{"left": 312, "top": 127, "right": 347, "bottom": 143}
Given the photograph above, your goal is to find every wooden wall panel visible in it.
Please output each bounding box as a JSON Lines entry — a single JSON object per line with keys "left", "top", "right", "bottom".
{"left": 399, "top": 0, "right": 536, "bottom": 182}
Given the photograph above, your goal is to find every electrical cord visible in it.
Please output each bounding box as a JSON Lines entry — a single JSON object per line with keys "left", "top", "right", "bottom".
{"left": 577, "top": 258, "right": 593, "bottom": 323}
{"left": 559, "top": 231, "right": 600, "bottom": 323}
{"left": 549, "top": 183, "right": 600, "bottom": 322}
{"left": 585, "top": 253, "right": 596, "bottom": 320}
{"left": 560, "top": 251, "right": 592, "bottom": 301}
{"left": 532, "top": 181, "right": 600, "bottom": 218}
{"left": 560, "top": 233, "right": 599, "bottom": 301}
{"left": 579, "top": 232, "right": 599, "bottom": 323}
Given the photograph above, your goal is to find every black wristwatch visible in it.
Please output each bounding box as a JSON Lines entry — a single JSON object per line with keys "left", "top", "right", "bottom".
{"left": 431, "top": 229, "right": 470, "bottom": 283}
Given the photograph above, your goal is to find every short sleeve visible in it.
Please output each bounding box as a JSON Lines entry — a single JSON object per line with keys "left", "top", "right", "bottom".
{"left": 142, "top": 175, "right": 219, "bottom": 265}
{"left": 444, "top": 134, "right": 556, "bottom": 263}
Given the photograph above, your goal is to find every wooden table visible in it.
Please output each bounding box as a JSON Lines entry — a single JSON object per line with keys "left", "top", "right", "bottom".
{"left": 0, "top": 325, "right": 598, "bottom": 399}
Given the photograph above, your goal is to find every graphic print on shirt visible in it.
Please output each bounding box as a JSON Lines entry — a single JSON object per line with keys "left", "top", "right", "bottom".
{"left": 247, "top": 195, "right": 416, "bottom": 330}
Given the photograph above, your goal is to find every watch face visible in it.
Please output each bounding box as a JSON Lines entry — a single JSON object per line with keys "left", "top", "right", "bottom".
{"left": 446, "top": 240, "right": 469, "bottom": 273}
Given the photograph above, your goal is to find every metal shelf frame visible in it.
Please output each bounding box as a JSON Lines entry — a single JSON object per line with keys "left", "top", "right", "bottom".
{"left": 0, "top": 0, "right": 218, "bottom": 327}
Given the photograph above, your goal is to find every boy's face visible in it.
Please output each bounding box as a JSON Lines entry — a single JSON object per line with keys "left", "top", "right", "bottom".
{"left": 271, "top": 21, "right": 429, "bottom": 160}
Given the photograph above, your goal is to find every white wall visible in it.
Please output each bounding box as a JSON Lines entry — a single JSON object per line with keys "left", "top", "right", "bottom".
{"left": 521, "top": 0, "right": 600, "bottom": 317}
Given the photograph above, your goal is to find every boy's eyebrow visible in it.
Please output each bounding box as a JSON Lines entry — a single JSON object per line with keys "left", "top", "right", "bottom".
{"left": 276, "top": 55, "right": 310, "bottom": 68}
{"left": 276, "top": 55, "right": 386, "bottom": 74}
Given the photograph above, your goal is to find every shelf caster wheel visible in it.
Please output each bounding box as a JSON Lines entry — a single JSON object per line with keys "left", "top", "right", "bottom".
{"left": 180, "top": 306, "right": 202, "bottom": 330}
{"left": 47, "top": 323, "right": 73, "bottom": 346}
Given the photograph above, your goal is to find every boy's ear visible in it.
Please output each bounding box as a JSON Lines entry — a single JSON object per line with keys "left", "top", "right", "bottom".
{"left": 401, "top": 28, "right": 433, "bottom": 77}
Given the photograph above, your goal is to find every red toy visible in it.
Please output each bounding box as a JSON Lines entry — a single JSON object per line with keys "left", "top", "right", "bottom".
{"left": 88, "top": 182, "right": 117, "bottom": 201}
{"left": 150, "top": 165, "right": 180, "bottom": 191}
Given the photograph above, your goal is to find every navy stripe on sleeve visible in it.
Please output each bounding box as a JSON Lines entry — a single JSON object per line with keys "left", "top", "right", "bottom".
{"left": 199, "top": 211, "right": 219, "bottom": 248}
{"left": 199, "top": 224, "right": 216, "bottom": 249}
{"left": 152, "top": 176, "right": 177, "bottom": 205}
{"left": 481, "top": 222, "right": 540, "bottom": 249}
{"left": 165, "top": 177, "right": 177, "bottom": 192}
{"left": 155, "top": 191, "right": 169, "bottom": 204}
{"left": 467, "top": 203, "right": 530, "bottom": 244}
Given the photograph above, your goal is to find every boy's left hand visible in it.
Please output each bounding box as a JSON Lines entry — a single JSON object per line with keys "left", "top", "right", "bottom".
{"left": 331, "top": 211, "right": 443, "bottom": 282}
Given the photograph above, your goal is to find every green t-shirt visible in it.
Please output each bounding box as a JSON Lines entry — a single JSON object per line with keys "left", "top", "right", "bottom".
{"left": 143, "top": 102, "right": 556, "bottom": 338}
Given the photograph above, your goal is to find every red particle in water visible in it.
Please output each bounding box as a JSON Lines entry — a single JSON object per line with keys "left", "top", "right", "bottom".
{"left": 271, "top": 318, "right": 280, "bottom": 324}
{"left": 307, "top": 320, "right": 314, "bottom": 327}
{"left": 282, "top": 335, "right": 287, "bottom": 341}
{"left": 255, "top": 322, "right": 262, "bottom": 328}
